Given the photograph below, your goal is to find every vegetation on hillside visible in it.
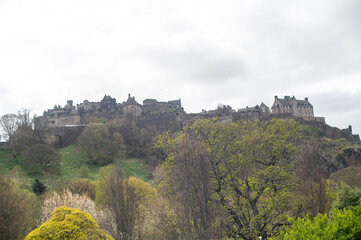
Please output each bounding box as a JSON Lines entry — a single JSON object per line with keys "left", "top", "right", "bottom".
{"left": 1, "top": 109, "right": 361, "bottom": 239}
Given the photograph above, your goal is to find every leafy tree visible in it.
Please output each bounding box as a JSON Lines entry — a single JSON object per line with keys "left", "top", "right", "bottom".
{"left": 107, "top": 119, "right": 157, "bottom": 158}
{"left": 270, "top": 202, "right": 361, "bottom": 240}
{"left": 10, "top": 124, "right": 39, "bottom": 159}
{"left": 25, "top": 206, "right": 113, "bottom": 240}
{"left": 157, "top": 118, "right": 301, "bottom": 239}
{"left": 96, "top": 164, "right": 157, "bottom": 240}
{"left": 334, "top": 183, "right": 361, "bottom": 210}
{"left": 32, "top": 179, "right": 47, "bottom": 195}
{"left": 23, "top": 144, "right": 61, "bottom": 175}
{"left": 77, "top": 122, "right": 125, "bottom": 166}
{"left": 0, "top": 174, "right": 38, "bottom": 240}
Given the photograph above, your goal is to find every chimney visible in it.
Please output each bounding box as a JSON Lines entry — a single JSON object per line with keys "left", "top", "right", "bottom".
{"left": 305, "top": 97, "right": 308, "bottom": 102}
{"left": 274, "top": 95, "right": 278, "bottom": 99}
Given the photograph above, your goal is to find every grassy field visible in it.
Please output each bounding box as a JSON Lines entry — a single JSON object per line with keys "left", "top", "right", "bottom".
{"left": 0, "top": 144, "right": 154, "bottom": 185}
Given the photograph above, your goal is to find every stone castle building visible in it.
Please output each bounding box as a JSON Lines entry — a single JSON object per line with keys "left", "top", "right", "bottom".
{"left": 271, "top": 95, "right": 314, "bottom": 117}
{"left": 34, "top": 94, "right": 359, "bottom": 147}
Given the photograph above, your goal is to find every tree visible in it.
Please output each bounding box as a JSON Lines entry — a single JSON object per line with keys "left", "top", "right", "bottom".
{"left": 77, "top": 122, "right": 125, "bottom": 166}
{"left": 96, "top": 164, "right": 157, "bottom": 240}
{"left": 0, "top": 113, "right": 18, "bottom": 141}
{"left": 25, "top": 206, "right": 113, "bottom": 240}
{"left": 270, "top": 202, "right": 361, "bottom": 240}
{"left": 334, "top": 183, "right": 361, "bottom": 210}
{"left": 295, "top": 142, "right": 335, "bottom": 218}
{"left": 0, "top": 174, "right": 38, "bottom": 240}
{"left": 23, "top": 144, "right": 61, "bottom": 175}
{"left": 9, "top": 124, "right": 38, "bottom": 159}
{"left": 158, "top": 118, "right": 301, "bottom": 239}
{"left": 107, "top": 119, "right": 157, "bottom": 158}
{"left": 8, "top": 165, "right": 30, "bottom": 188}
{"left": 159, "top": 134, "right": 225, "bottom": 239}
{"left": 32, "top": 179, "right": 47, "bottom": 195}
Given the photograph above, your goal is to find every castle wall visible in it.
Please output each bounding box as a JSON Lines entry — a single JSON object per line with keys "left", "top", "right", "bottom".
{"left": 137, "top": 112, "right": 183, "bottom": 132}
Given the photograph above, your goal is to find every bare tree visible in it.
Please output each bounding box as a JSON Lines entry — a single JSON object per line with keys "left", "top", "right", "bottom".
{"left": 0, "top": 113, "right": 18, "bottom": 141}
{"left": 160, "top": 134, "right": 224, "bottom": 239}
{"left": 17, "top": 108, "right": 33, "bottom": 127}
{"left": 295, "top": 141, "right": 334, "bottom": 218}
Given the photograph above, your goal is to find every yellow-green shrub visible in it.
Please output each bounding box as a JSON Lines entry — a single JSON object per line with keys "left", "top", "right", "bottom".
{"left": 25, "top": 206, "right": 113, "bottom": 240}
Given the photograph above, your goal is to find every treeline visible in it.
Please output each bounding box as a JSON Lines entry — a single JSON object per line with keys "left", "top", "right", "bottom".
{"left": 1, "top": 113, "right": 361, "bottom": 239}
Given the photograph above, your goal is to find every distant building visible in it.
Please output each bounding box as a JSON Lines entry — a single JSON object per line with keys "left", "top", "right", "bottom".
{"left": 271, "top": 95, "right": 314, "bottom": 117}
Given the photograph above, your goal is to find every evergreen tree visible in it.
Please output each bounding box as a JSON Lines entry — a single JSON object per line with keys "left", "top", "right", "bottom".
{"left": 31, "top": 179, "right": 46, "bottom": 195}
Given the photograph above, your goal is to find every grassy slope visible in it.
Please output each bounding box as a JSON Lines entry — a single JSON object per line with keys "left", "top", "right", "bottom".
{"left": 0, "top": 144, "right": 153, "bottom": 184}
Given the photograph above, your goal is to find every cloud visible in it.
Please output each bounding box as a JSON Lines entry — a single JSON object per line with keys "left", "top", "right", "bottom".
{"left": 0, "top": 0, "right": 360, "bottom": 135}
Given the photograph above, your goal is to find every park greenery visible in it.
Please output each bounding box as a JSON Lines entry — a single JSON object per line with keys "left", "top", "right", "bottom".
{"left": 1, "top": 110, "right": 361, "bottom": 239}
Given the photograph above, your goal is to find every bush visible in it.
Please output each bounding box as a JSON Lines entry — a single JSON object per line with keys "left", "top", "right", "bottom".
{"left": 39, "top": 190, "right": 116, "bottom": 237}
{"left": 270, "top": 202, "right": 361, "bottom": 240}
{"left": 25, "top": 206, "right": 113, "bottom": 240}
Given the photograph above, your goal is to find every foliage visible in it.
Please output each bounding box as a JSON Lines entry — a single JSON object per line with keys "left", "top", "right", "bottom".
{"left": 55, "top": 178, "right": 97, "bottom": 200}
{"left": 79, "top": 164, "right": 90, "bottom": 178}
{"left": 334, "top": 183, "right": 361, "bottom": 210}
{"left": 77, "top": 122, "right": 125, "bottom": 166}
{"left": 159, "top": 134, "right": 225, "bottom": 239}
{"left": 8, "top": 165, "right": 30, "bottom": 187}
{"left": 95, "top": 164, "right": 157, "bottom": 239}
{"left": 25, "top": 206, "right": 113, "bottom": 240}
{"left": 107, "top": 119, "right": 157, "bottom": 158}
{"left": 270, "top": 202, "right": 361, "bottom": 240}
{"left": 9, "top": 124, "right": 39, "bottom": 158}
{"left": 32, "top": 179, "right": 47, "bottom": 195}
{"left": 330, "top": 165, "right": 361, "bottom": 188}
{"left": 0, "top": 109, "right": 35, "bottom": 158}
{"left": 302, "top": 125, "right": 323, "bottom": 139}
{"left": 157, "top": 118, "right": 301, "bottom": 240}
{"left": 23, "top": 144, "right": 61, "bottom": 175}
{"left": 0, "top": 174, "right": 38, "bottom": 240}
{"left": 39, "top": 190, "right": 116, "bottom": 237}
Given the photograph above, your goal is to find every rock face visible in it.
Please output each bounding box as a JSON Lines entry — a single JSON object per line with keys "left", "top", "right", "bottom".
{"left": 319, "top": 141, "right": 361, "bottom": 176}
{"left": 34, "top": 94, "right": 360, "bottom": 147}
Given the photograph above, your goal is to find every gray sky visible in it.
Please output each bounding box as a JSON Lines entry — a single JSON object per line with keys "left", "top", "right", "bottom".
{"left": 0, "top": 0, "right": 360, "bottom": 134}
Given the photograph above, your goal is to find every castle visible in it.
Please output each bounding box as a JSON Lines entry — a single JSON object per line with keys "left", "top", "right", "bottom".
{"left": 34, "top": 94, "right": 359, "bottom": 147}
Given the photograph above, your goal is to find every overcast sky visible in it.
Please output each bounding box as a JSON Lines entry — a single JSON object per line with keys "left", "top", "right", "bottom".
{"left": 0, "top": 0, "right": 360, "bottom": 134}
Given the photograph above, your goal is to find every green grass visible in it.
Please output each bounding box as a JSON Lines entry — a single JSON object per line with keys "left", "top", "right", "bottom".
{"left": 0, "top": 144, "right": 154, "bottom": 186}
{"left": 0, "top": 150, "right": 15, "bottom": 174}
{"left": 57, "top": 145, "right": 154, "bottom": 182}
{"left": 119, "top": 158, "right": 153, "bottom": 182}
